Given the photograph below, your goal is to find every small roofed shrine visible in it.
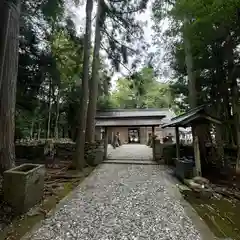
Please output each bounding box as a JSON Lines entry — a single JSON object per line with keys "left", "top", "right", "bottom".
{"left": 162, "top": 105, "right": 222, "bottom": 176}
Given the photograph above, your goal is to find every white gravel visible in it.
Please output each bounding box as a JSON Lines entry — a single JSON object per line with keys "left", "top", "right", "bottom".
{"left": 107, "top": 144, "right": 153, "bottom": 160}
{"left": 23, "top": 164, "right": 204, "bottom": 240}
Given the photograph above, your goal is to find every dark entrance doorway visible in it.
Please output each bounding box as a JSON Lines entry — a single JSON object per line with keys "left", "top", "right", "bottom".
{"left": 128, "top": 128, "right": 140, "bottom": 143}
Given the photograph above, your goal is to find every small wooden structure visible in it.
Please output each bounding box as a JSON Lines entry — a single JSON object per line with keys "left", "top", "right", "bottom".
{"left": 95, "top": 109, "right": 167, "bottom": 160}
{"left": 162, "top": 105, "right": 222, "bottom": 176}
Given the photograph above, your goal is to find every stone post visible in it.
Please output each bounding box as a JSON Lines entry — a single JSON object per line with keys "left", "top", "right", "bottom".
{"left": 104, "top": 127, "right": 108, "bottom": 160}
{"left": 152, "top": 126, "right": 156, "bottom": 161}
{"left": 175, "top": 126, "right": 180, "bottom": 161}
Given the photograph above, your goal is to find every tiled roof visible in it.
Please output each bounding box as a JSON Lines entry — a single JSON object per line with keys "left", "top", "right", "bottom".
{"left": 96, "top": 108, "right": 170, "bottom": 119}
{"left": 95, "top": 118, "right": 162, "bottom": 127}
{"left": 162, "top": 105, "right": 221, "bottom": 128}
{"left": 159, "top": 109, "right": 176, "bottom": 124}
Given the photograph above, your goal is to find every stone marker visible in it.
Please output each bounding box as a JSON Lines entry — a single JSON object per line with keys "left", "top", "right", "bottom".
{"left": 154, "top": 140, "right": 163, "bottom": 161}
{"left": 4, "top": 164, "right": 45, "bottom": 214}
{"left": 192, "top": 176, "right": 209, "bottom": 185}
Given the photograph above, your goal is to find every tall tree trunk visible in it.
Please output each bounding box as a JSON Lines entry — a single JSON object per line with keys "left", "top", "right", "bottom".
{"left": 0, "top": 1, "right": 11, "bottom": 92}
{"left": 221, "top": 81, "right": 233, "bottom": 145}
{"left": 225, "top": 34, "right": 240, "bottom": 173}
{"left": 0, "top": 0, "right": 21, "bottom": 174}
{"left": 183, "top": 17, "right": 202, "bottom": 176}
{"left": 231, "top": 78, "right": 240, "bottom": 173}
{"left": 215, "top": 103, "right": 225, "bottom": 168}
{"left": 74, "top": 0, "right": 93, "bottom": 170}
{"left": 30, "top": 119, "right": 34, "bottom": 139}
{"left": 47, "top": 79, "right": 52, "bottom": 139}
{"left": 86, "top": 0, "right": 103, "bottom": 143}
{"left": 54, "top": 88, "right": 60, "bottom": 139}
{"left": 183, "top": 18, "right": 197, "bottom": 109}
{"left": 37, "top": 121, "right": 41, "bottom": 140}
{"left": 213, "top": 61, "right": 226, "bottom": 167}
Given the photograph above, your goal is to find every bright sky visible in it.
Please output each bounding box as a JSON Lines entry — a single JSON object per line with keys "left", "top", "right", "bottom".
{"left": 68, "top": 1, "right": 170, "bottom": 90}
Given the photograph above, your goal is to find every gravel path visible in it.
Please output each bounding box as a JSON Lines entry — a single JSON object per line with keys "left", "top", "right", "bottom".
{"left": 107, "top": 144, "right": 153, "bottom": 160}
{"left": 23, "top": 164, "right": 207, "bottom": 240}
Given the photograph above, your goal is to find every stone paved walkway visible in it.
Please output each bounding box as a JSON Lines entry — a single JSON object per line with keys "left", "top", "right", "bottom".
{"left": 22, "top": 164, "right": 212, "bottom": 240}
{"left": 107, "top": 144, "right": 153, "bottom": 160}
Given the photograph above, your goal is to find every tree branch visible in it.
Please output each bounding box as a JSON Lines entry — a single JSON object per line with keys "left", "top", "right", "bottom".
{"left": 100, "top": 43, "right": 133, "bottom": 75}
{"left": 101, "top": 25, "right": 136, "bottom": 54}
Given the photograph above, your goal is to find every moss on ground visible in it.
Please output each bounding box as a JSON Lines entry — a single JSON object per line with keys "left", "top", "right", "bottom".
{"left": 0, "top": 166, "right": 94, "bottom": 240}
{"left": 182, "top": 190, "right": 240, "bottom": 240}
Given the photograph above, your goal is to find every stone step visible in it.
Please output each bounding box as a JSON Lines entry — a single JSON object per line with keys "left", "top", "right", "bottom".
{"left": 102, "top": 159, "right": 158, "bottom": 165}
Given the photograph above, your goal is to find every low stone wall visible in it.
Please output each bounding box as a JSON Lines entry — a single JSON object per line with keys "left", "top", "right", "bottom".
{"left": 15, "top": 144, "right": 45, "bottom": 161}
{"left": 15, "top": 139, "right": 104, "bottom": 166}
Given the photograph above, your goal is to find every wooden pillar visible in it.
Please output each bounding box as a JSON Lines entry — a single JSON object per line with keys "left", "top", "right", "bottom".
{"left": 95, "top": 127, "right": 101, "bottom": 140}
{"left": 144, "top": 127, "right": 147, "bottom": 144}
{"left": 104, "top": 127, "right": 108, "bottom": 160}
{"left": 111, "top": 131, "right": 114, "bottom": 145}
{"left": 175, "top": 126, "right": 180, "bottom": 161}
{"left": 152, "top": 126, "right": 155, "bottom": 161}
{"left": 192, "top": 126, "right": 202, "bottom": 176}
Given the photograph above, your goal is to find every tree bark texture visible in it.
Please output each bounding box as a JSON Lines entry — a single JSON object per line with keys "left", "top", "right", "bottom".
{"left": 183, "top": 17, "right": 202, "bottom": 176}
{"left": 47, "top": 79, "right": 52, "bottom": 139}
{"left": 74, "top": 0, "right": 93, "bottom": 170}
{"left": 225, "top": 34, "right": 240, "bottom": 173}
{"left": 54, "top": 88, "right": 60, "bottom": 139}
{"left": 183, "top": 18, "right": 197, "bottom": 109}
{"left": 30, "top": 119, "right": 34, "bottom": 139}
{"left": 0, "top": 0, "right": 21, "bottom": 173}
{"left": 86, "top": 0, "right": 103, "bottom": 143}
{"left": 215, "top": 105, "right": 225, "bottom": 168}
{"left": 0, "top": 0, "right": 11, "bottom": 92}
{"left": 231, "top": 78, "right": 240, "bottom": 172}
{"left": 37, "top": 121, "right": 41, "bottom": 140}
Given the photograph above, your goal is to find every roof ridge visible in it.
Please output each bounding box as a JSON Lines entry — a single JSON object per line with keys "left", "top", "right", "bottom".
{"left": 171, "top": 105, "right": 205, "bottom": 120}
{"left": 97, "top": 108, "right": 171, "bottom": 112}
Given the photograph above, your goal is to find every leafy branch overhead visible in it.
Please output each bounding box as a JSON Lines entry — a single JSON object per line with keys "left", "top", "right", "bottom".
{"left": 99, "top": 0, "right": 149, "bottom": 71}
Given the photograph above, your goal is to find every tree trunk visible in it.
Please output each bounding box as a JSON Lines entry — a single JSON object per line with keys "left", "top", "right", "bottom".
{"left": 221, "top": 81, "right": 233, "bottom": 145}
{"left": 225, "top": 34, "right": 240, "bottom": 173}
{"left": 183, "top": 18, "right": 197, "bottom": 109}
{"left": 74, "top": 0, "right": 93, "bottom": 170}
{"left": 47, "top": 79, "right": 52, "bottom": 139}
{"left": 54, "top": 88, "right": 60, "bottom": 139}
{"left": 215, "top": 104, "right": 225, "bottom": 168}
{"left": 37, "top": 121, "right": 41, "bottom": 140}
{"left": 231, "top": 78, "right": 240, "bottom": 173}
{"left": 183, "top": 17, "right": 201, "bottom": 176}
{"left": 86, "top": 0, "right": 103, "bottom": 143}
{"left": 30, "top": 119, "right": 34, "bottom": 139}
{"left": 0, "top": 1, "right": 11, "bottom": 92}
{"left": 0, "top": 0, "right": 21, "bottom": 174}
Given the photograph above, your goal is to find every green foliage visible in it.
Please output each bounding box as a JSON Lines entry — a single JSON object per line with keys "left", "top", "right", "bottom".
{"left": 110, "top": 67, "right": 173, "bottom": 109}
{"left": 16, "top": 0, "right": 116, "bottom": 140}
{"left": 15, "top": 0, "right": 85, "bottom": 139}
{"left": 152, "top": 0, "right": 240, "bottom": 152}
{"left": 41, "top": 0, "right": 65, "bottom": 23}
{"left": 15, "top": 0, "right": 168, "bottom": 141}
{"left": 152, "top": 0, "right": 240, "bottom": 110}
